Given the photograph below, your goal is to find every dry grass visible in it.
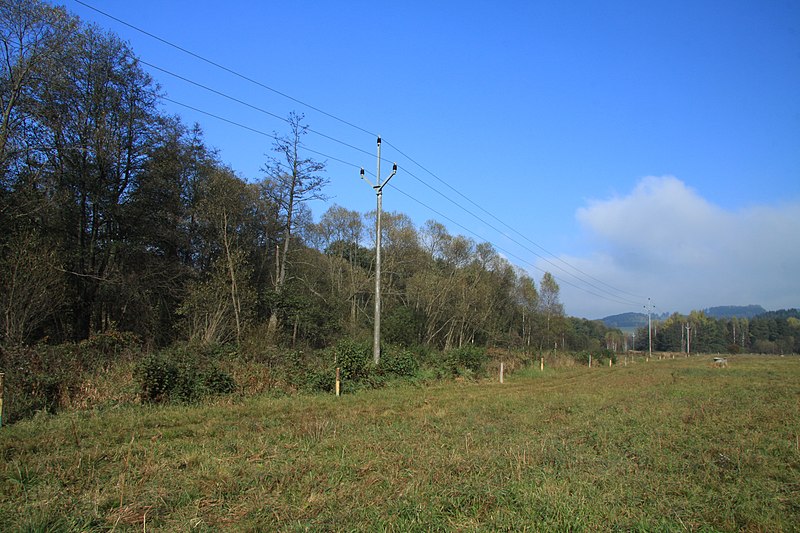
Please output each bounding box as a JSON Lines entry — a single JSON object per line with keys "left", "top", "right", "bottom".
{"left": 1, "top": 354, "right": 798, "bottom": 531}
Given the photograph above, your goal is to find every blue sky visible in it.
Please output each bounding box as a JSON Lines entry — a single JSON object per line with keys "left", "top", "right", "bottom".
{"left": 69, "top": 0, "right": 800, "bottom": 319}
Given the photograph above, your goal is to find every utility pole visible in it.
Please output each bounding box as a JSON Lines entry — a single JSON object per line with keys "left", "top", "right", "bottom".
{"left": 644, "top": 298, "right": 653, "bottom": 360}
{"left": 686, "top": 323, "right": 692, "bottom": 356}
{"left": 681, "top": 321, "right": 685, "bottom": 354}
{"left": 360, "top": 136, "right": 397, "bottom": 365}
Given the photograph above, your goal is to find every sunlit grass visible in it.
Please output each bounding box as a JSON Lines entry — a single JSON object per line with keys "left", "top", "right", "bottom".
{"left": 1, "top": 355, "right": 798, "bottom": 530}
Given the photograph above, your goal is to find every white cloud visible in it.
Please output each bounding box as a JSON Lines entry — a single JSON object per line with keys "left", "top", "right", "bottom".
{"left": 541, "top": 176, "right": 800, "bottom": 318}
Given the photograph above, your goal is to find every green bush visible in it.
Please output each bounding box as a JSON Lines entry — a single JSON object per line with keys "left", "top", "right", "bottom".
{"left": 203, "top": 365, "right": 236, "bottom": 395}
{"left": 303, "top": 368, "right": 335, "bottom": 393}
{"left": 601, "top": 349, "right": 617, "bottom": 364}
{"left": 380, "top": 346, "right": 420, "bottom": 377}
{"left": 333, "top": 338, "right": 373, "bottom": 382}
{"left": 137, "top": 345, "right": 236, "bottom": 404}
{"left": 445, "top": 345, "right": 488, "bottom": 377}
{"left": 0, "top": 344, "right": 81, "bottom": 422}
{"left": 80, "top": 330, "right": 140, "bottom": 359}
{"left": 139, "top": 352, "right": 179, "bottom": 403}
{"left": 301, "top": 340, "right": 423, "bottom": 394}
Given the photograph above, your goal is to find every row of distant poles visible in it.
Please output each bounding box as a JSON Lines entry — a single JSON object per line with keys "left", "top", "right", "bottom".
{"left": 360, "top": 137, "right": 397, "bottom": 365}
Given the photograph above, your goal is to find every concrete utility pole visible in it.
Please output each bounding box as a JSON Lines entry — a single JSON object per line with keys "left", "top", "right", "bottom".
{"left": 360, "top": 136, "right": 397, "bottom": 365}
{"left": 686, "top": 323, "right": 692, "bottom": 356}
{"left": 644, "top": 298, "right": 653, "bottom": 360}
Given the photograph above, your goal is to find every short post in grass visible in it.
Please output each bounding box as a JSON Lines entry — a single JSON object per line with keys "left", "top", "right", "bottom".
{"left": 588, "top": 353, "right": 592, "bottom": 368}
{"left": 335, "top": 367, "right": 340, "bottom": 397}
{"left": 608, "top": 358, "right": 612, "bottom": 367}
{"left": 540, "top": 357, "right": 544, "bottom": 371}
{"left": 500, "top": 362, "right": 504, "bottom": 384}
{"left": 0, "top": 372, "right": 4, "bottom": 428}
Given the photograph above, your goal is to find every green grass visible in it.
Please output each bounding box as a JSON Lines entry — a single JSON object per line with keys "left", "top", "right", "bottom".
{"left": 1, "top": 355, "right": 799, "bottom": 531}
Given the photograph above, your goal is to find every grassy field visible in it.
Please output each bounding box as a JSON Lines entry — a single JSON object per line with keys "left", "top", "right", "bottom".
{"left": 1, "top": 354, "right": 798, "bottom": 531}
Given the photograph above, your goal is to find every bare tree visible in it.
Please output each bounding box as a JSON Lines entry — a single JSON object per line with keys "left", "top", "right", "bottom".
{"left": 261, "top": 112, "right": 327, "bottom": 338}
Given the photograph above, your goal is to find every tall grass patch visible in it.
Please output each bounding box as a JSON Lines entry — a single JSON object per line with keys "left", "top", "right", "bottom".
{"left": 0, "top": 355, "right": 798, "bottom": 530}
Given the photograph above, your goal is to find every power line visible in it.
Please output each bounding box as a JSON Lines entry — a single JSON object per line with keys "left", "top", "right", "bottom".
{"left": 162, "top": 97, "right": 364, "bottom": 172}
{"left": 73, "top": 0, "right": 378, "bottom": 139}
{"left": 383, "top": 138, "right": 645, "bottom": 300}
{"left": 134, "top": 56, "right": 638, "bottom": 302}
{"left": 140, "top": 60, "right": 377, "bottom": 161}
{"left": 75, "top": 0, "right": 645, "bottom": 306}
{"left": 386, "top": 165, "right": 643, "bottom": 306}
{"left": 390, "top": 184, "right": 639, "bottom": 307}
{"left": 164, "top": 96, "right": 641, "bottom": 308}
{"left": 150, "top": 57, "right": 640, "bottom": 304}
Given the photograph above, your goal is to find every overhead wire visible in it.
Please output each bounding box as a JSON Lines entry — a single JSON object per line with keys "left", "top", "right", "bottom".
{"left": 73, "top": 0, "right": 378, "bottom": 139}
{"left": 383, "top": 139, "right": 646, "bottom": 300}
{"left": 389, "top": 184, "right": 640, "bottom": 307}
{"left": 387, "top": 165, "right": 644, "bottom": 306}
{"left": 75, "top": 0, "right": 646, "bottom": 307}
{"left": 164, "top": 95, "right": 639, "bottom": 308}
{"left": 144, "top": 56, "right": 642, "bottom": 304}
{"left": 141, "top": 60, "right": 377, "bottom": 161}
{"left": 163, "top": 97, "right": 364, "bottom": 171}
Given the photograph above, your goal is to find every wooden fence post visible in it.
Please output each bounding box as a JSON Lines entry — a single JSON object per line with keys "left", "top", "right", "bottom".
{"left": 0, "top": 373, "right": 4, "bottom": 428}
{"left": 500, "top": 362, "right": 504, "bottom": 384}
{"left": 335, "top": 367, "right": 340, "bottom": 397}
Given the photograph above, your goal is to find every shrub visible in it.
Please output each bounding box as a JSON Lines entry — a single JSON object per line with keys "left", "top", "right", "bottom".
{"left": 80, "top": 330, "right": 140, "bottom": 358}
{"left": 380, "top": 346, "right": 420, "bottom": 377}
{"left": 139, "top": 352, "right": 178, "bottom": 403}
{"left": 600, "top": 349, "right": 618, "bottom": 365}
{"left": 446, "top": 345, "right": 488, "bottom": 377}
{"left": 203, "top": 365, "right": 236, "bottom": 395}
{"left": 137, "top": 345, "right": 236, "bottom": 404}
{"left": 303, "top": 368, "right": 335, "bottom": 393}
{"left": 0, "top": 344, "right": 82, "bottom": 422}
{"left": 333, "top": 338, "right": 373, "bottom": 382}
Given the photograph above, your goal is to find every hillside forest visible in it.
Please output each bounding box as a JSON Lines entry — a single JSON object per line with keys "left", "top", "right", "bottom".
{"left": 1, "top": 2, "right": 798, "bottom": 361}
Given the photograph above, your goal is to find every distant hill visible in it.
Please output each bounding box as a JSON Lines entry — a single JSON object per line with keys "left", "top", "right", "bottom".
{"left": 601, "top": 312, "right": 649, "bottom": 329}
{"left": 753, "top": 308, "right": 800, "bottom": 320}
{"left": 703, "top": 305, "right": 766, "bottom": 319}
{"left": 601, "top": 305, "right": 770, "bottom": 328}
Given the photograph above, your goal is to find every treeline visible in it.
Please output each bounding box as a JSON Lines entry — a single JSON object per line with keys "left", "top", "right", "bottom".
{"left": 635, "top": 310, "right": 800, "bottom": 355}
{"left": 0, "top": 0, "right": 623, "bottom": 354}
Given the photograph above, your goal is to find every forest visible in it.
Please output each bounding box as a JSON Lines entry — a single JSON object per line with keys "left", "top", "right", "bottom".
{"left": 1, "top": 1, "right": 797, "bottom": 377}
{"left": 636, "top": 309, "right": 800, "bottom": 356}
{"left": 0, "top": 0, "right": 613, "bottom": 353}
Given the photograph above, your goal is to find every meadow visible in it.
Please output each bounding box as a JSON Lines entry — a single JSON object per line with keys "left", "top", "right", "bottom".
{"left": 1, "top": 354, "right": 798, "bottom": 531}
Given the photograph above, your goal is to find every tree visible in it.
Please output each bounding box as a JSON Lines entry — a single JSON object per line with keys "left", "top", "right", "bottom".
{"left": 515, "top": 273, "right": 539, "bottom": 351}
{"left": 538, "top": 272, "right": 564, "bottom": 350}
{"left": 0, "top": 228, "right": 63, "bottom": 343}
{"left": 194, "top": 167, "right": 257, "bottom": 344}
{"left": 261, "top": 112, "right": 327, "bottom": 338}
{"left": 312, "top": 204, "right": 369, "bottom": 334}
{"left": 0, "top": 0, "right": 73, "bottom": 173}
{"left": 39, "top": 24, "right": 160, "bottom": 340}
